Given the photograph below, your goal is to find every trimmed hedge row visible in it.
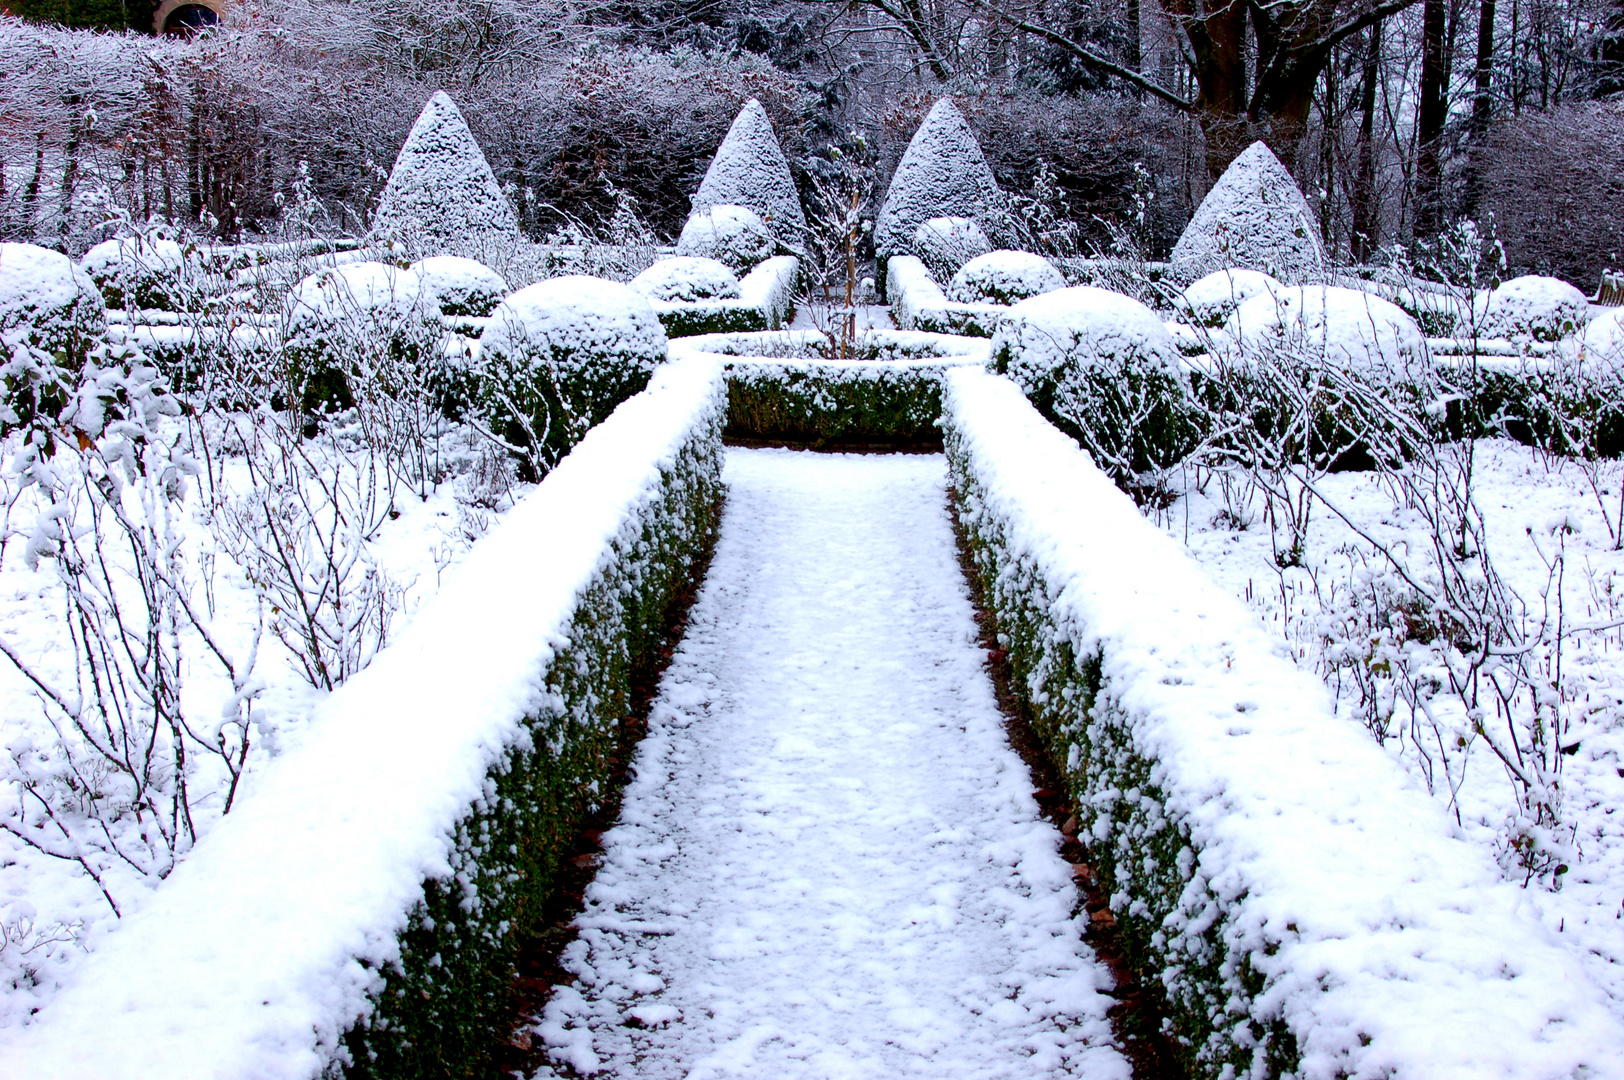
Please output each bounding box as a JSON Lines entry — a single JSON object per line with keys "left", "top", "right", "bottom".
{"left": 941, "top": 363, "right": 1623, "bottom": 1080}
{"left": 887, "top": 254, "right": 1005, "bottom": 337}
{"left": 650, "top": 256, "right": 799, "bottom": 338}
{"left": 0, "top": 357, "right": 728, "bottom": 1080}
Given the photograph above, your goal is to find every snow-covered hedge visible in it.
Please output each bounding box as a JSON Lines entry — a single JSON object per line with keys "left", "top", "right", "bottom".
{"left": 874, "top": 99, "right": 1003, "bottom": 263}
{"left": 476, "top": 276, "right": 667, "bottom": 467}
{"left": 1170, "top": 141, "right": 1326, "bottom": 285}
{"left": 993, "top": 285, "right": 1197, "bottom": 488}
{"left": 1177, "top": 268, "right": 1285, "bottom": 328}
{"left": 675, "top": 204, "right": 777, "bottom": 274}
{"left": 1483, "top": 274, "right": 1589, "bottom": 343}
{"left": 1, "top": 242, "right": 107, "bottom": 361}
{"left": 688, "top": 98, "right": 807, "bottom": 253}
{"left": 942, "top": 363, "right": 1624, "bottom": 1080}
{"left": 80, "top": 235, "right": 187, "bottom": 312}
{"left": 410, "top": 255, "right": 509, "bottom": 318}
{"left": 644, "top": 255, "right": 798, "bottom": 338}
{"left": 913, "top": 215, "right": 992, "bottom": 283}
{"left": 0, "top": 355, "right": 729, "bottom": 1080}
{"left": 887, "top": 254, "right": 1005, "bottom": 337}
{"left": 672, "top": 329, "right": 987, "bottom": 447}
{"left": 947, "top": 249, "right": 1066, "bottom": 306}
{"left": 1223, "top": 285, "right": 1429, "bottom": 378}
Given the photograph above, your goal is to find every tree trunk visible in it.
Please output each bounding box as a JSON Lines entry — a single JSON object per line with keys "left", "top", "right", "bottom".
{"left": 1415, "top": 0, "right": 1448, "bottom": 237}
{"left": 1351, "top": 20, "right": 1383, "bottom": 261}
{"left": 1463, "top": 0, "right": 1495, "bottom": 217}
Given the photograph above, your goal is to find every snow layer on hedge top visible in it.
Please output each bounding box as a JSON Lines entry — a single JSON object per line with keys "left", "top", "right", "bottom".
{"left": 947, "top": 249, "right": 1065, "bottom": 305}
{"left": 631, "top": 256, "right": 742, "bottom": 303}
{"left": 409, "top": 254, "right": 508, "bottom": 317}
{"left": 0, "top": 243, "right": 106, "bottom": 363}
{"left": 941, "top": 364, "right": 1624, "bottom": 1079}
{"left": 1483, "top": 274, "right": 1590, "bottom": 342}
{"left": 369, "top": 91, "right": 520, "bottom": 258}
{"left": 874, "top": 99, "right": 1003, "bottom": 260}
{"left": 0, "top": 355, "right": 727, "bottom": 1080}
{"left": 1170, "top": 141, "right": 1326, "bottom": 285}
{"left": 690, "top": 99, "right": 807, "bottom": 252}
{"left": 1224, "top": 284, "right": 1427, "bottom": 376}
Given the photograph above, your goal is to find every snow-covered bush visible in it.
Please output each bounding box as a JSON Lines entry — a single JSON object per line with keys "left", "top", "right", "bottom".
{"left": 1224, "top": 285, "right": 1428, "bottom": 378}
{"left": 675, "top": 205, "right": 776, "bottom": 274}
{"left": 0, "top": 243, "right": 107, "bottom": 435}
{"left": 1484, "top": 274, "right": 1590, "bottom": 342}
{"left": 689, "top": 98, "right": 806, "bottom": 252}
{"left": 368, "top": 92, "right": 521, "bottom": 259}
{"left": 80, "top": 236, "right": 187, "bottom": 312}
{"left": 409, "top": 255, "right": 508, "bottom": 318}
{"left": 476, "top": 276, "right": 666, "bottom": 473}
{"left": 1170, "top": 141, "right": 1326, "bottom": 285}
{"left": 630, "top": 256, "right": 741, "bottom": 303}
{"left": 913, "top": 216, "right": 992, "bottom": 283}
{"left": 1584, "top": 307, "right": 1624, "bottom": 362}
{"left": 887, "top": 254, "right": 1005, "bottom": 337}
{"left": 993, "top": 285, "right": 1196, "bottom": 495}
{"left": 282, "top": 262, "right": 444, "bottom": 414}
{"left": 942, "top": 363, "right": 1623, "bottom": 1080}
{"left": 873, "top": 99, "right": 1003, "bottom": 260}
{"left": 947, "top": 250, "right": 1065, "bottom": 306}
{"left": 1177, "top": 267, "right": 1285, "bottom": 328}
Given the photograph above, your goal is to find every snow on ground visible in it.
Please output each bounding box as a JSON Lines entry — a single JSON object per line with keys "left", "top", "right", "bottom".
{"left": 537, "top": 448, "right": 1127, "bottom": 1080}
{"left": 1160, "top": 439, "right": 1624, "bottom": 1016}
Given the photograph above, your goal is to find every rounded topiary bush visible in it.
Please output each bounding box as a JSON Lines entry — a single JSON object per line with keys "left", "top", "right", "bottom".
{"left": 1, "top": 242, "right": 107, "bottom": 433}
{"left": 993, "top": 285, "right": 1197, "bottom": 492}
{"left": 675, "top": 205, "right": 775, "bottom": 274}
{"left": 282, "top": 262, "right": 443, "bottom": 413}
{"left": 913, "top": 216, "right": 991, "bottom": 283}
{"left": 948, "top": 250, "right": 1065, "bottom": 306}
{"left": 409, "top": 256, "right": 508, "bottom": 318}
{"left": 1483, "top": 275, "right": 1589, "bottom": 342}
{"left": 1225, "top": 285, "right": 1428, "bottom": 377}
{"left": 630, "top": 257, "right": 742, "bottom": 303}
{"left": 80, "top": 236, "right": 187, "bottom": 312}
{"left": 1584, "top": 308, "right": 1624, "bottom": 362}
{"left": 1178, "top": 268, "right": 1285, "bottom": 328}
{"left": 477, "top": 276, "right": 666, "bottom": 472}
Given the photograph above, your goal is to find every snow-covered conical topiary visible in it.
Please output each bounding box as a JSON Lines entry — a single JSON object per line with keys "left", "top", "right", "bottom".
{"left": 1171, "top": 142, "right": 1325, "bottom": 286}
{"left": 369, "top": 92, "right": 520, "bottom": 258}
{"left": 874, "top": 99, "right": 1002, "bottom": 260}
{"left": 691, "top": 99, "right": 806, "bottom": 253}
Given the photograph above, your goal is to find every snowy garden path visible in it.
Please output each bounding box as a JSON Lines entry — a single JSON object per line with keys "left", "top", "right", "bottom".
{"left": 536, "top": 449, "right": 1127, "bottom": 1080}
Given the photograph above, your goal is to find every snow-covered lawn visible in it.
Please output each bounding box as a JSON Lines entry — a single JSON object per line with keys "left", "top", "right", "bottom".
{"left": 1162, "top": 439, "right": 1624, "bottom": 1015}
{"left": 538, "top": 448, "right": 1126, "bottom": 1079}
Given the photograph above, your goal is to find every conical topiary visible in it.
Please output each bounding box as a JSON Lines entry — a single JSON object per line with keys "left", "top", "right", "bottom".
{"left": 369, "top": 92, "right": 521, "bottom": 258}
{"left": 690, "top": 99, "right": 807, "bottom": 253}
{"left": 873, "top": 99, "right": 1002, "bottom": 260}
{"left": 1170, "top": 141, "right": 1326, "bottom": 285}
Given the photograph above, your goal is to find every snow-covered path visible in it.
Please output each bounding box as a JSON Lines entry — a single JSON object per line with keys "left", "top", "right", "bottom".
{"left": 536, "top": 449, "right": 1126, "bottom": 1080}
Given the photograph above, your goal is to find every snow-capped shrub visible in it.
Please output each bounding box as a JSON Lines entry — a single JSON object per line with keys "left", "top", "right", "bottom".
{"left": 1224, "top": 285, "right": 1427, "bottom": 377}
{"left": 947, "top": 250, "right": 1065, "bottom": 306}
{"left": 1583, "top": 308, "right": 1624, "bottom": 362}
{"left": 80, "top": 235, "right": 186, "bottom": 311}
{"left": 1170, "top": 141, "right": 1326, "bottom": 285}
{"left": 409, "top": 255, "right": 508, "bottom": 318}
{"left": 675, "top": 205, "right": 776, "bottom": 274}
{"left": 913, "top": 216, "right": 992, "bottom": 282}
{"left": 369, "top": 92, "right": 521, "bottom": 259}
{"left": 993, "top": 285, "right": 1196, "bottom": 491}
{"left": 1177, "top": 267, "right": 1285, "bottom": 328}
{"left": 0, "top": 242, "right": 107, "bottom": 434}
{"left": 689, "top": 98, "right": 806, "bottom": 252}
{"left": 282, "top": 262, "right": 443, "bottom": 413}
{"left": 477, "top": 276, "right": 666, "bottom": 471}
{"left": 630, "top": 256, "right": 741, "bottom": 303}
{"left": 1484, "top": 274, "right": 1589, "bottom": 342}
{"left": 874, "top": 99, "right": 1003, "bottom": 260}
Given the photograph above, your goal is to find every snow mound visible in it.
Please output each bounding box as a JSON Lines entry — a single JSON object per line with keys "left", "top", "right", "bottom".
{"left": 369, "top": 91, "right": 520, "bottom": 258}
{"left": 1171, "top": 141, "right": 1325, "bottom": 285}
{"left": 409, "top": 255, "right": 508, "bottom": 317}
{"left": 80, "top": 236, "right": 186, "bottom": 311}
{"left": 1484, "top": 275, "right": 1589, "bottom": 342}
{"left": 631, "top": 256, "right": 742, "bottom": 303}
{"left": 0, "top": 241, "right": 107, "bottom": 356}
{"left": 283, "top": 262, "right": 442, "bottom": 411}
{"left": 913, "top": 215, "right": 992, "bottom": 282}
{"left": 690, "top": 98, "right": 806, "bottom": 252}
{"left": 478, "top": 276, "right": 667, "bottom": 461}
{"left": 1177, "top": 267, "right": 1285, "bottom": 328}
{"left": 675, "top": 205, "right": 775, "bottom": 274}
{"left": 874, "top": 99, "right": 1003, "bottom": 259}
{"left": 992, "top": 285, "right": 1193, "bottom": 483}
{"left": 947, "top": 249, "right": 1065, "bottom": 305}
{"left": 1584, "top": 308, "right": 1624, "bottom": 362}
{"left": 1225, "top": 284, "right": 1427, "bottom": 376}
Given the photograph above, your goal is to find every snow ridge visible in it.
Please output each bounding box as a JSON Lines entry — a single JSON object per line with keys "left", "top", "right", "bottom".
{"left": 690, "top": 99, "right": 807, "bottom": 253}
{"left": 874, "top": 99, "right": 1003, "bottom": 260}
